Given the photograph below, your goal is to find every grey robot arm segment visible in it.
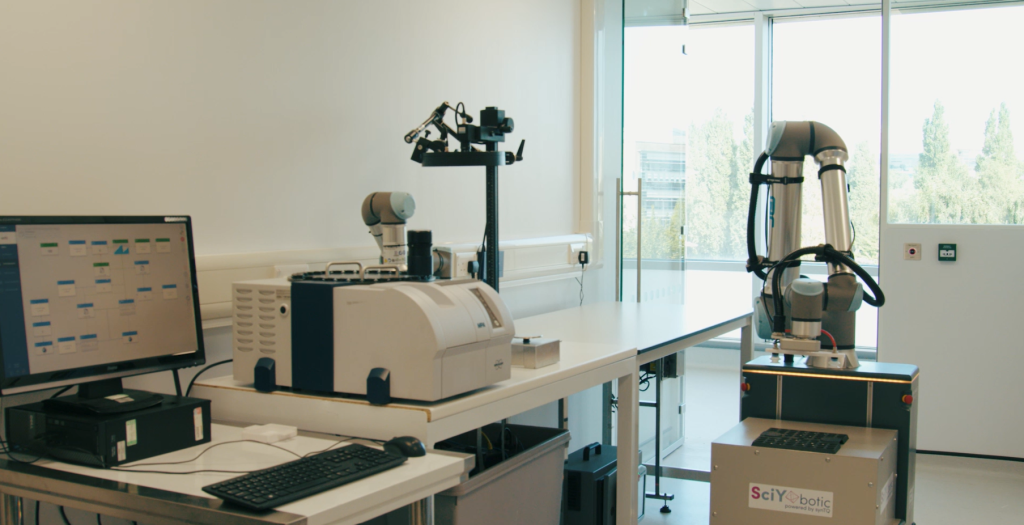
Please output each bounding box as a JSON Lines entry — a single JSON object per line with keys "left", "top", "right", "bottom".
{"left": 362, "top": 192, "right": 416, "bottom": 267}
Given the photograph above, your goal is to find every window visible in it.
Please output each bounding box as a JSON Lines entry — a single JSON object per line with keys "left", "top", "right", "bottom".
{"left": 623, "top": 23, "right": 755, "bottom": 263}
{"left": 888, "top": 5, "right": 1024, "bottom": 225}
{"left": 772, "top": 14, "right": 882, "bottom": 349}
{"left": 772, "top": 14, "right": 882, "bottom": 265}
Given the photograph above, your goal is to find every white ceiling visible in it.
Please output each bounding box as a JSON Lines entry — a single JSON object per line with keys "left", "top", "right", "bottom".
{"left": 690, "top": 1, "right": 879, "bottom": 15}
{"left": 686, "top": 0, "right": 1008, "bottom": 15}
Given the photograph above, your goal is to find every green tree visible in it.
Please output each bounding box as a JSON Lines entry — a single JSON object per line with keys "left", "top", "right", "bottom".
{"left": 913, "top": 101, "right": 981, "bottom": 224}
{"left": 726, "top": 112, "right": 755, "bottom": 259}
{"left": 686, "top": 109, "right": 745, "bottom": 259}
{"left": 846, "top": 141, "right": 880, "bottom": 263}
{"left": 975, "top": 103, "right": 1024, "bottom": 224}
{"left": 621, "top": 199, "right": 684, "bottom": 260}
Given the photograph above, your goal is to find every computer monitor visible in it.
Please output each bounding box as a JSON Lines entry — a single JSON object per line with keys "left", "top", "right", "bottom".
{"left": 0, "top": 216, "right": 205, "bottom": 413}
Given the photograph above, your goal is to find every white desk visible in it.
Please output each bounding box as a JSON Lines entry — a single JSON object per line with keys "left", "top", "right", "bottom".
{"left": 514, "top": 301, "right": 755, "bottom": 365}
{"left": 515, "top": 301, "right": 754, "bottom": 492}
{"left": 192, "top": 301, "right": 751, "bottom": 523}
{"left": 193, "top": 340, "right": 640, "bottom": 524}
{"left": 0, "top": 423, "right": 472, "bottom": 525}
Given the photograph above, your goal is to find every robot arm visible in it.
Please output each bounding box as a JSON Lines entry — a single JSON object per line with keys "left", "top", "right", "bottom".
{"left": 747, "top": 121, "right": 884, "bottom": 368}
{"left": 362, "top": 192, "right": 416, "bottom": 268}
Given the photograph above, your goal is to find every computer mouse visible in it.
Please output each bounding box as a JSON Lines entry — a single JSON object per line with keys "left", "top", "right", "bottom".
{"left": 384, "top": 436, "right": 426, "bottom": 457}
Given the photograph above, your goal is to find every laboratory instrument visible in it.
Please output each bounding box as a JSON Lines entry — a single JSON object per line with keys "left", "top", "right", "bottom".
{"left": 290, "top": 272, "right": 513, "bottom": 402}
{"left": 729, "top": 122, "right": 918, "bottom": 524}
{"left": 745, "top": 121, "right": 884, "bottom": 368}
{"left": 232, "top": 273, "right": 514, "bottom": 402}
{"left": 203, "top": 443, "right": 406, "bottom": 511}
{"left": 405, "top": 102, "right": 525, "bottom": 291}
{"left": 232, "top": 193, "right": 516, "bottom": 402}
{"left": 711, "top": 418, "right": 898, "bottom": 525}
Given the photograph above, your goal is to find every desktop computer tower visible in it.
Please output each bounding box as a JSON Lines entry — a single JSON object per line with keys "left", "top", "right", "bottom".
{"left": 6, "top": 395, "right": 211, "bottom": 467}
{"left": 563, "top": 443, "right": 617, "bottom": 525}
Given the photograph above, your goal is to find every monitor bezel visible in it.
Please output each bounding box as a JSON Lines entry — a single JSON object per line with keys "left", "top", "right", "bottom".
{"left": 0, "top": 215, "right": 206, "bottom": 395}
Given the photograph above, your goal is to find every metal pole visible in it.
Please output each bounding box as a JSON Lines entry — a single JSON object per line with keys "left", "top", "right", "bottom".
{"left": 485, "top": 143, "right": 499, "bottom": 292}
{"left": 475, "top": 428, "right": 485, "bottom": 475}
{"left": 602, "top": 383, "right": 613, "bottom": 445}
{"left": 645, "top": 358, "right": 674, "bottom": 512}
{"left": 500, "top": 419, "right": 507, "bottom": 461}
{"left": 620, "top": 178, "right": 643, "bottom": 303}
{"left": 637, "top": 178, "right": 642, "bottom": 303}
{"left": 0, "top": 495, "right": 20, "bottom": 525}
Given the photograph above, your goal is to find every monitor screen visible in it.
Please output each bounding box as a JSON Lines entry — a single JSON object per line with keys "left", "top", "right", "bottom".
{"left": 0, "top": 216, "right": 205, "bottom": 394}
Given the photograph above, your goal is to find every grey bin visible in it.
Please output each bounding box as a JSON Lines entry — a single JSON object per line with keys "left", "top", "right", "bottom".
{"left": 435, "top": 425, "right": 571, "bottom": 525}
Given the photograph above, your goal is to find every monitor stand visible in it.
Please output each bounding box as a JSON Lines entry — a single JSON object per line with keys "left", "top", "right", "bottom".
{"left": 42, "top": 378, "right": 163, "bottom": 415}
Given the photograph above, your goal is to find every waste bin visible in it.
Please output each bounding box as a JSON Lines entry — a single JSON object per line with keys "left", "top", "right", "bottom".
{"left": 435, "top": 424, "right": 570, "bottom": 525}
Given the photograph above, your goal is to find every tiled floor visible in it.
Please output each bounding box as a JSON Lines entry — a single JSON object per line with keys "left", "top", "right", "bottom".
{"left": 637, "top": 347, "right": 1024, "bottom": 524}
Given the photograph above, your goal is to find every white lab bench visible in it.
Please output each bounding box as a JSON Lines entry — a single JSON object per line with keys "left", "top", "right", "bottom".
{"left": 514, "top": 301, "right": 754, "bottom": 491}
{"left": 193, "top": 339, "right": 641, "bottom": 524}
{"left": 0, "top": 301, "right": 751, "bottom": 525}
{"left": 0, "top": 423, "right": 473, "bottom": 525}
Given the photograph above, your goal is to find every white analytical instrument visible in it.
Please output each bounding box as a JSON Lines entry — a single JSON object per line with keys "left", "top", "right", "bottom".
{"left": 232, "top": 274, "right": 515, "bottom": 402}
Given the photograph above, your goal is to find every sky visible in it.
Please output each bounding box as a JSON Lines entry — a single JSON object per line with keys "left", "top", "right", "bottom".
{"left": 624, "top": 5, "right": 1024, "bottom": 172}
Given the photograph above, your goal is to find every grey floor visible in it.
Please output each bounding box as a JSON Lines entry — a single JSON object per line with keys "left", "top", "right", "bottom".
{"left": 638, "top": 347, "right": 1024, "bottom": 525}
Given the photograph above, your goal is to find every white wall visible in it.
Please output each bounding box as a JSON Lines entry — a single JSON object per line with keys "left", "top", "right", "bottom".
{"left": 879, "top": 224, "right": 1024, "bottom": 457}
{"left": 507, "top": 0, "right": 625, "bottom": 453}
{"left": 0, "top": 0, "right": 579, "bottom": 254}
{"left": 1, "top": 0, "right": 623, "bottom": 469}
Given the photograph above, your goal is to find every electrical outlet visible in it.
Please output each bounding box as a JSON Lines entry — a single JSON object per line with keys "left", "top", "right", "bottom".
{"left": 569, "top": 243, "right": 585, "bottom": 265}
{"left": 453, "top": 252, "right": 478, "bottom": 277}
{"left": 904, "top": 243, "right": 921, "bottom": 261}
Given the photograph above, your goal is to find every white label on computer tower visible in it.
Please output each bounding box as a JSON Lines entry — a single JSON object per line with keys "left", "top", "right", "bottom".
{"left": 126, "top": 420, "right": 138, "bottom": 446}
{"left": 117, "top": 441, "right": 126, "bottom": 462}
{"left": 194, "top": 407, "right": 204, "bottom": 441}
{"left": 749, "top": 483, "right": 833, "bottom": 518}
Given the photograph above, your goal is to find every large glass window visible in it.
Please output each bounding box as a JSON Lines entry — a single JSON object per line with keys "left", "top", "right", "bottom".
{"left": 772, "top": 14, "right": 882, "bottom": 349}
{"left": 772, "top": 14, "right": 882, "bottom": 264}
{"left": 888, "top": 5, "right": 1024, "bottom": 225}
{"left": 623, "top": 23, "right": 755, "bottom": 263}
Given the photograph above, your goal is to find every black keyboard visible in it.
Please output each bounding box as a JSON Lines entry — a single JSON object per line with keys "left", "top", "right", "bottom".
{"left": 203, "top": 443, "right": 406, "bottom": 511}
{"left": 752, "top": 428, "right": 849, "bottom": 454}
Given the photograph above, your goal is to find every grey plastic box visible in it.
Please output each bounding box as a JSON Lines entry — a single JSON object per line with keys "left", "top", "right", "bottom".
{"left": 435, "top": 425, "right": 570, "bottom": 525}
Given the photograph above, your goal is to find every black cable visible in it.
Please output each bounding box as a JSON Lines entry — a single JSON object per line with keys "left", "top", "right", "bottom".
{"left": 850, "top": 220, "right": 856, "bottom": 247}
{"left": 110, "top": 467, "right": 255, "bottom": 475}
{"left": 770, "top": 244, "right": 885, "bottom": 332}
{"left": 302, "top": 437, "right": 356, "bottom": 458}
{"left": 116, "top": 439, "right": 301, "bottom": 468}
{"left": 184, "top": 359, "right": 232, "bottom": 397}
{"left": 96, "top": 513, "right": 102, "bottom": 525}
{"left": 575, "top": 264, "right": 587, "bottom": 307}
{"left": 58, "top": 506, "right": 71, "bottom": 525}
{"left": 173, "top": 369, "right": 183, "bottom": 397}
{"left": 34, "top": 500, "right": 39, "bottom": 525}
{"left": 0, "top": 439, "right": 43, "bottom": 464}
{"left": 50, "top": 386, "right": 73, "bottom": 399}
{"left": 456, "top": 102, "right": 466, "bottom": 126}
{"left": 746, "top": 152, "right": 770, "bottom": 280}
